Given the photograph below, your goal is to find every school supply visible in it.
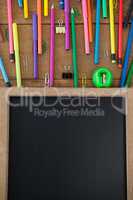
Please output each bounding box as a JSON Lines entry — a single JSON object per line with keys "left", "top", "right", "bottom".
{"left": 92, "top": 67, "right": 113, "bottom": 88}
{"left": 65, "top": 0, "right": 70, "bottom": 50}
{"left": 0, "top": 57, "right": 11, "bottom": 87}
{"left": 71, "top": 8, "right": 78, "bottom": 87}
{"left": 49, "top": 4, "right": 55, "bottom": 87}
{"left": 32, "top": 13, "right": 38, "bottom": 80}
{"left": 126, "top": 62, "right": 133, "bottom": 87}
{"left": 102, "top": 0, "right": 108, "bottom": 18}
{"left": 94, "top": 0, "right": 101, "bottom": 64}
{"left": 109, "top": 0, "right": 116, "bottom": 63}
{"left": 37, "top": 0, "right": 42, "bottom": 54}
{"left": 59, "top": 0, "right": 64, "bottom": 9}
{"left": 13, "top": 23, "right": 22, "bottom": 87}
{"left": 120, "top": 19, "right": 133, "bottom": 87}
{"left": 87, "top": 0, "right": 93, "bottom": 42}
{"left": 23, "top": 0, "right": 29, "bottom": 19}
{"left": 44, "top": 0, "right": 48, "bottom": 16}
{"left": 7, "top": 0, "right": 14, "bottom": 62}
{"left": 118, "top": 0, "right": 123, "bottom": 68}
{"left": 82, "top": 0, "right": 90, "bottom": 54}
{"left": 18, "top": 0, "right": 23, "bottom": 8}
{"left": 56, "top": 20, "right": 65, "bottom": 34}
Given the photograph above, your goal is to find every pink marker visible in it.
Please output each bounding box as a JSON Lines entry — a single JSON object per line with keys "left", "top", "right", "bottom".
{"left": 49, "top": 4, "right": 55, "bottom": 87}
{"left": 82, "top": 0, "right": 90, "bottom": 54}
{"left": 7, "top": 0, "right": 14, "bottom": 62}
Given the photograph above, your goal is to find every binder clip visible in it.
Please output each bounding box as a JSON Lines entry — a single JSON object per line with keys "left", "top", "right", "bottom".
{"left": 62, "top": 66, "right": 73, "bottom": 79}
{"left": 56, "top": 19, "right": 65, "bottom": 34}
{"left": 81, "top": 73, "right": 87, "bottom": 87}
{"left": 44, "top": 73, "right": 50, "bottom": 87}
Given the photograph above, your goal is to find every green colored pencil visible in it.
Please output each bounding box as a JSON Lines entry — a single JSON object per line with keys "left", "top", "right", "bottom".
{"left": 102, "top": 0, "right": 108, "bottom": 18}
{"left": 71, "top": 8, "right": 78, "bottom": 88}
{"left": 126, "top": 62, "right": 133, "bottom": 87}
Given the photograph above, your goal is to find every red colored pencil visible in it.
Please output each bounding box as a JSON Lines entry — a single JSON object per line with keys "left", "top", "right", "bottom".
{"left": 118, "top": 0, "right": 123, "bottom": 68}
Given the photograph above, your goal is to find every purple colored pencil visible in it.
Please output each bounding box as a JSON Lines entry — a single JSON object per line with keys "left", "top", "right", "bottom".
{"left": 32, "top": 13, "right": 38, "bottom": 80}
{"left": 49, "top": 4, "right": 55, "bottom": 87}
{"left": 65, "top": 0, "right": 70, "bottom": 50}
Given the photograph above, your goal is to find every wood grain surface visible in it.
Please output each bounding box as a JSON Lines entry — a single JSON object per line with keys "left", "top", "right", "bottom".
{"left": 0, "top": 0, "right": 133, "bottom": 87}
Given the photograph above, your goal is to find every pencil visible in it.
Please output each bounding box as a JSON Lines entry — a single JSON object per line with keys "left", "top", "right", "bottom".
{"left": 37, "top": 0, "right": 42, "bottom": 54}
{"left": 49, "top": 4, "right": 55, "bottom": 87}
{"left": 13, "top": 23, "right": 22, "bottom": 87}
{"left": 0, "top": 57, "right": 11, "bottom": 87}
{"left": 118, "top": 0, "right": 123, "bottom": 68}
{"left": 102, "top": 0, "right": 108, "bottom": 18}
{"left": 23, "top": 0, "right": 29, "bottom": 19}
{"left": 7, "top": 0, "right": 14, "bottom": 62}
{"left": 87, "top": 0, "right": 93, "bottom": 42}
{"left": 71, "top": 8, "right": 78, "bottom": 87}
{"left": 126, "top": 62, "right": 133, "bottom": 87}
{"left": 120, "top": 19, "right": 133, "bottom": 87}
{"left": 65, "top": 0, "right": 70, "bottom": 50}
{"left": 18, "top": 0, "right": 23, "bottom": 8}
{"left": 32, "top": 14, "right": 38, "bottom": 80}
{"left": 109, "top": 0, "right": 116, "bottom": 63}
{"left": 94, "top": 0, "right": 101, "bottom": 64}
{"left": 82, "top": 0, "right": 90, "bottom": 54}
{"left": 44, "top": 0, "right": 48, "bottom": 16}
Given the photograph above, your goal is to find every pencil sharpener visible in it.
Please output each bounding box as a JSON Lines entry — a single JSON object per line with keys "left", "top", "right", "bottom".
{"left": 92, "top": 67, "right": 113, "bottom": 88}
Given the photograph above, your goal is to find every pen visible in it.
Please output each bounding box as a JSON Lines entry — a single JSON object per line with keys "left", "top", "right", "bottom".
{"left": 126, "top": 62, "right": 133, "bottom": 87}
{"left": 49, "top": 4, "right": 55, "bottom": 87}
{"left": 118, "top": 0, "right": 123, "bottom": 68}
{"left": 82, "top": 0, "right": 90, "bottom": 54}
{"left": 71, "top": 8, "right": 78, "bottom": 87}
{"left": 109, "top": 0, "right": 116, "bottom": 63}
{"left": 0, "top": 57, "right": 11, "bottom": 87}
{"left": 18, "top": 0, "right": 23, "bottom": 8}
{"left": 37, "top": 0, "right": 42, "bottom": 54}
{"left": 94, "top": 0, "right": 101, "bottom": 64}
{"left": 32, "top": 14, "right": 38, "bottom": 80}
{"left": 120, "top": 19, "right": 133, "bottom": 87}
{"left": 23, "top": 0, "right": 29, "bottom": 19}
{"left": 87, "top": 0, "right": 93, "bottom": 42}
{"left": 7, "top": 0, "right": 14, "bottom": 62}
{"left": 65, "top": 0, "right": 70, "bottom": 50}
{"left": 102, "top": 0, "right": 107, "bottom": 18}
{"left": 44, "top": 0, "right": 48, "bottom": 16}
{"left": 13, "top": 23, "right": 22, "bottom": 87}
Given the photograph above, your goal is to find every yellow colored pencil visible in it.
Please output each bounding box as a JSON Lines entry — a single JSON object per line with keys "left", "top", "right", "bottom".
{"left": 13, "top": 23, "right": 22, "bottom": 87}
{"left": 109, "top": 0, "right": 116, "bottom": 63}
{"left": 23, "top": 0, "right": 29, "bottom": 19}
{"left": 44, "top": 0, "right": 48, "bottom": 16}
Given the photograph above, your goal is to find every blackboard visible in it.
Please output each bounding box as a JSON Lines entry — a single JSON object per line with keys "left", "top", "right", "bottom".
{"left": 8, "top": 96, "right": 127, "bottom": 200}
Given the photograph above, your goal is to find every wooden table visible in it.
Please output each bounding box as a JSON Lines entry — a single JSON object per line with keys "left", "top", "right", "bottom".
{"left": 0, "top": 0, "right": 132, "bottom": 87}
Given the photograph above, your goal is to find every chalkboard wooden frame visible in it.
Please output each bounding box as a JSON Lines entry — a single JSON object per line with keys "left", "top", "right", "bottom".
{"left": 0, "top": 88, "right": 133, "bottom": 200}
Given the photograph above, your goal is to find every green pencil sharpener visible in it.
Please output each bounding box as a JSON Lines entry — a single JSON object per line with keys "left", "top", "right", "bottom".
{"left": 92, "top": 67, "right": 113, "bottom": 88}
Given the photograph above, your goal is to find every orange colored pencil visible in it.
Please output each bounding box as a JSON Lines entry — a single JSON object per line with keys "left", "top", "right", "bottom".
{"left": 87, "top": 0, "right": 93, "bottom": 42}
{"left": 37, "top": 0, "right": 42, "bottom": 54}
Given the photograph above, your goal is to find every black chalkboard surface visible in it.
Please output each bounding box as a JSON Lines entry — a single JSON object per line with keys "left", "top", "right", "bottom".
{"left": 8, "top": 96, "right": 127, "bottom": 200}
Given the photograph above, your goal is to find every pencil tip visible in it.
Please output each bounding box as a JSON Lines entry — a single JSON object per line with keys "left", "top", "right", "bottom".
{"left": 71, "top": 8, "right": 74, "bottom": 13}
{"left": 51, "top": 4, "right": 54, "bottom": 9}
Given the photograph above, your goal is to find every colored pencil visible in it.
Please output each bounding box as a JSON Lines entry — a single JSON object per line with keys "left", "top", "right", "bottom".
{"left": 32, "top": 14, "right": 38, "bottom": 80}
{"left": 7, "top": 0, "right": 14, "bottom": 62}
{"left": 18, "top": 0, "right": 23, "bottom": 8}
{"left": 109, "top": 0, "right": 116, "bottom": 63}
{"left": 120, "top": 19, "right": 133, "bottom": 87}
{"left": 118, "top": 0, "right": 123, "bottom": 68}
{"left": 82, "top": 0, "right": 90, "bottom": 54}
{"left": 49, "top": 4, "right": 55, "bottom": 87}
{"left": 71, "top": 8, "right": 78, "bottom": 88}
{"left": 37, "top": 0, "right": 42, "bottom": 54}
{"left": 94, "top": 0, "right": 101, "bottom": 64}
{"left": 13, "top": 23, "right": 22, "bottom": 87}
{"left": 23, "top": 0, "right": 29, "bottom": 19}
{"left": 44, "top": 0, "right": 48, "bottom": 16}
{"left": 59, "top": 0, "right": 64, "bottom": 9}
{"left": 65, "top": 0, "right": 70, "bottom": 50}
{"left": 102, "top": 0, "right": 107, "bottom": 18}
{"left": 126, "top": 62, "right": 133, "bottom": 87}
{"left": 87, "top": 0, "right": 93, "bottom": 42}
{"left": 0, "top": 57, "right": 11, "bottom": 87}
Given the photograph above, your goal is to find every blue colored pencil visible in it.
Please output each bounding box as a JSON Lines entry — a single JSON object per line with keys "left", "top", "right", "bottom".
{"left": 0, "top": 57, "right": 11, "bottom": 87}
{"left": 94, "top": 0, "right": 101, "bottom": 64}
{"left": 120, "top": 19, "right": 133, "bottom": 87}
{"left": 18, "top": 0, "right": 23, "bottom": 8}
